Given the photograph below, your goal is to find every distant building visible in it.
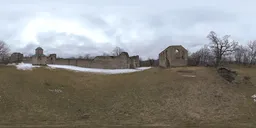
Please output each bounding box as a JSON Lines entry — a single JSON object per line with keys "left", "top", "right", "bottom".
{"left": 10, "top": 52, "right": 23, "bottom": 63}
{"left": 159, "top": 45, "right": 188, "bottom": 68}
{"left": 47, "top": 54, "right": 56, "bottom": 64}
{"left": 32, "top": 47, "right": 47, "bottom": 65}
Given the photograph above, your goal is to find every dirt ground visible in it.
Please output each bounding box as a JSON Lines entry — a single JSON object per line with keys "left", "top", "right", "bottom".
{"left": 0, "top": 65, "right": 256, "bottom": 128}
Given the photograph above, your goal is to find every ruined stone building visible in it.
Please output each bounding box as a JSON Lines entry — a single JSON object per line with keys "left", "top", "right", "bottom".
{"left": 129, "top": 55, "right": 140, "bottom": 68}
{"left": 51, "top": 52, "right": 140, "bottom": 69}
{"left": 159, "top": 45, "right": 188, "bottom": 68}
{"left": 84, "top": 52, "right": 140, "bottom": 69}
{"left": 47, "top": 54, "right": 56, "bottom": 64}
{"left": 10, "top": 52, "right": 23, "bottom": 63}
{"left": 32, "top": 47, "right": 47, "bottom": 65}
{"left": 21, "top": 47, "right": 140, "bottom": 69}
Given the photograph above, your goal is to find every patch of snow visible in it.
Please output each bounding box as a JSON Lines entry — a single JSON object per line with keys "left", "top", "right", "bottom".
{"left": 48, "top": 89, "right": 63, "bottom": 93}
{"left": 182, "top": 75, "right": 196, "bottom": 77}
{"left": 12, "top": 63, "right": 151, "bottom": 74}
{"left": 16, "top": 63, "right": 40, "bottom": 70}
{"left": 47, "top": 64, "right": 151, "bottom": 74}
{"left": 252, "top": 94, "right": 256, "bottom": 99}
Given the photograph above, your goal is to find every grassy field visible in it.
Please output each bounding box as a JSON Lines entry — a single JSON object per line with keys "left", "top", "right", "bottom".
{"left": 0, "top": 65, "right": 256, "bottom": 127}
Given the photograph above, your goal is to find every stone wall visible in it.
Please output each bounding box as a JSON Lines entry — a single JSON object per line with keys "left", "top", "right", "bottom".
{"left": 47, "top": 54, "right": 56, "bottom": 64}
{"left": 54, "top": 59, "right": 91, "bottom": 67}
{"left": 86, "top": 52, "right": 130, "bottom": 69}
{"left": 32, "top": 56, "right": 47, "bottom": 65}
{"left": 19, "top": 52, "right": 140, "bottom": 69}
{"left": 52, "top": 52, "right": 138, "bottom": 69}
{"left": 159, "top": 45, "right": 188, "bottom": 68}
{"left": 129, "top": 56, "right": 140, "bottom": 68}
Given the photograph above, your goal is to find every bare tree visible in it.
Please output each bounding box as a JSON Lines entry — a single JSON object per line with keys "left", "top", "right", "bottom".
{"left": 234, "top": 45, "right": 246, "bottom": 64}
{"left": 207, "top": 31, "right": 238, "bottom": 67}
{"left": 243, "top": 51, "right": 250, "bottom": 65}
{"left": 147, "top": 58, "right": 155, "bottom": 66}
{"left": 112, "top": 46, "right": 125, "bottom": 56}
{"left": 0, "top": 40, "right": 10, "bottom": 62}
{"left": 83, "top": 54, "right": 94, "bottom": 60}
{"left": 247, "top": 41, "right": 256, "bottom": 65}
{"left": 188, "top": 45, "right": 214, "bottom": 66}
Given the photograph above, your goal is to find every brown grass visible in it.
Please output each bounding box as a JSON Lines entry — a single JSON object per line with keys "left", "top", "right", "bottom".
{"left": 0, "top": 65, "right": 256, "bottom": 127}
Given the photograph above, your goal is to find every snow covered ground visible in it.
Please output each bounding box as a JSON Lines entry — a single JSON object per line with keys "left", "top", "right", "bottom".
{"left": 12, "top": 63, "right": 151, "bottom": 74}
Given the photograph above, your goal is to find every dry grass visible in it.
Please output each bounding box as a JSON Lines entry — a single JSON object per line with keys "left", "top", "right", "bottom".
{"left": 0, "top": 65, "right": 256, "bottom": 127}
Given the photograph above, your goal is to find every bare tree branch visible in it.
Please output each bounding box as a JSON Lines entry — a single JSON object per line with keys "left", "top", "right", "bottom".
{"left": 247, "top": 40, "right": 256, "bottom": 64}
{"left": 207, "top": 31, "right": 238, "bottom": 67}
{"left": 0, "top": 40, "right": 10, "bottom": 62}
{"left": 112, "top": 46, "right": 125, "bottom": 56}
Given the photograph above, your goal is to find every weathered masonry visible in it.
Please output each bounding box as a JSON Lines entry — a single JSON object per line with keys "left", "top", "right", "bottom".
{"left": 159, "top": 45, "right": 188, "bottom": 68}
{"left": 32, "top": 47, "right": 47, "bottom": 65}
{"left": 21, "top": 47, "right": 140, "bottom": 69}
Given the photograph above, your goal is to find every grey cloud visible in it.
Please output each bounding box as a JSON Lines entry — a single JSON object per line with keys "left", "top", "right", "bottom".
{"left": 2, "top": 0, "right": 256, "bottom": 60}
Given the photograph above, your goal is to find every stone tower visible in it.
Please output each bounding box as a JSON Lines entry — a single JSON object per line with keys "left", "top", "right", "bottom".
{"left": 35, "top": 47, "right": 44, "bottom": 56}
{"left": 32, "top": 47, "right": 47, "bottom": 65}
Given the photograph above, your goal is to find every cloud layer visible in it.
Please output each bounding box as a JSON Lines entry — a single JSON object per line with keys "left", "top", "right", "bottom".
{"left": 1, "top": 0, "right": 256, "bottom": 59}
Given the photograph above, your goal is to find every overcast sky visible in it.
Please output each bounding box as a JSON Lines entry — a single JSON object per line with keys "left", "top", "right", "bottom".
{"left": 1, "top": 0, "right": 256, "bottom": 59}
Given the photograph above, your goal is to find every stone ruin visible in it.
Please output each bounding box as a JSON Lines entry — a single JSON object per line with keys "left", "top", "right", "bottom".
{"left": 32, "top": 47, "right": 47, "bottom": 65}
{"left": 159, "top": 45, "right": 188, "bottom": 68}
{"left": 129, "top": 55, "right": 140, "bottom": 68}
{"left": 86, "top": 52, "right": 140, "bottom": 69}
{"left": 47, "top": 54, "right": 56, "bottom": 64}
{"left": 14, "top": 47, "right": 140, "bottom": 69}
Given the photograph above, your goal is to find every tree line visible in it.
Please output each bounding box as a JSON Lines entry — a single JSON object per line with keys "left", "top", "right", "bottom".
{"left": 189, "top": 31, "right": 256, "bottom": 67}
{"left": 1, "top": 31, "right": 256, "bottom": 67}
{"left": 0, "top": 42, "right": 127, "bottom": 61}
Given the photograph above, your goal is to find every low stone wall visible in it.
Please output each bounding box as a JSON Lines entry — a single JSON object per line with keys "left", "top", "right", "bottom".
{"left": 20, "top": 52, "right": 140, "bottom": 69}
{"left": 54, "top": 59, "right": 91, "bottom": 67}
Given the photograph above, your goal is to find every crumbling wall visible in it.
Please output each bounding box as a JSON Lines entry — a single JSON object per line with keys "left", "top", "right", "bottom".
{"left": 159, "top": 45, "right": 188, "bottom": 68}
{"left": 169, "top": 46, "right": 188, "bottom": 67}
{"left": 47, "top": 54, "right": 56, "bottom": 64}
{"left": 18, "top": 51, "right": 139, "bottom": 69}
{"left": 129, "top": 56, "right": 140, "bottom": 69}
{"left": 88, "top": 52, "right": 130, "bottom": 69}
{"left": 32, "top": 56, "right": 47, "bottom": 65}
{"left": 159, "top": 49, "right": 171, "bottom": 68}
{"left": 77, "top": 59, "right": 91, "bottom": 67}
